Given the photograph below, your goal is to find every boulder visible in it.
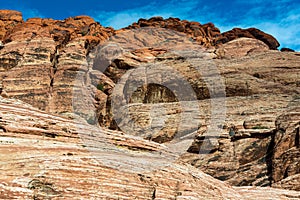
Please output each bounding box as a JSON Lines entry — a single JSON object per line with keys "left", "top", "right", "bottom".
{"left": 216, "top": 27, "right": 280, "bottom": 50}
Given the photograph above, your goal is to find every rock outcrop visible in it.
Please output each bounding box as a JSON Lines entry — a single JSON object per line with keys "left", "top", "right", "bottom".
{"left": 1, "top": 97, "right": 300, "bottom": 199}
{"left": 124, "top": 17, "right": 280, "bottom": 50}
{"left": 0, "top": 10, "right": 299, "bottom": 198}
{"left": 95, "top": 39, "right": 299, "bottom": 189}
{"left": 0, "top": 10, "right": 23, "bottom": 40}
{"left": 218, "top": 37, "right": 269, "bottom": 58}
{"left": 216, "top": 27, "right": 280, "bottom": 50}
{"left": 0, "top": 10, "right": 114, "bottom": 114}
{"left": 272, "top": 108, "right": 300, "bottom": 191}
{"left": 0, "top": 11, "right": 285, "bottom": 117}
{"left": 281, "top": 47, "right": 295, "bottom": 52}
{"left": 125, "top": 17, "right": 221, "bottom": 47}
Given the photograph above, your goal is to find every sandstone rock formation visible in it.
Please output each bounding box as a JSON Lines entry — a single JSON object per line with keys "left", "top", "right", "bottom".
{"left": 215, "top": 27, "right": 280, "bottom": 50}
{"left": 124, "top": 17, "right": 280, "bottom": 50}
{"left": 0, "top": 10, "right": 299, "bottom": 199}
{"left": 272, "top": 108, "right": 300, "bottom": 191}
{"left": 0, "top": 11, "right": 284, "bottom": 116}
{"left": 218, "top": 37, "right": 269, "bottom": 58}
{"left": 125, "top": 17, "right": 221, "bottom": 47}
{"left": 0, "top": 10, "right": 23, "bottom": 40}
{"left": 93, "top": 33, "right": 299, "bottom": 190}
{"left": 1, "top": 97, "right": 300, "bottom": 199}
{"left": 281, "top": 47, "right": 295, "bottom": 52}
{"left": 0, "top": 10, "right": 114, "bottom": 115}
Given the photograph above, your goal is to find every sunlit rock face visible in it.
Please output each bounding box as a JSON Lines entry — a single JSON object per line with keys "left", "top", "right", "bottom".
{"left": 1, "top": 10, "right": 300, "bottom": 199}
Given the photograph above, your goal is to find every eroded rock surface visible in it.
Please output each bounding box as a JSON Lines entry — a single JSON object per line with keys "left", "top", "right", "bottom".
{"left": 124, "top": 17, "right": 280, "bottom": 50}
{"left": 216, "top": 27, "right": 280, "bottom": 50}
{"left": 0, "top": 10, "right": 299, "bottom": 198}
{"left": 99, "top": 47, "right": 299, "bottom": 189}
{"left": 1, "top": 97, "right": 300, "bottom": 199}
{"left": 0, "top": 10, "right": 114, "bottom": 114}
{"left": 272, "top": 108, "right": 300, "bottom": 191}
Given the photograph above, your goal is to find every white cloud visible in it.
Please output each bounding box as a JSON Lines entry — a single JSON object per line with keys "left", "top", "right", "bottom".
{"left": 211, "top": 1, "right": 300, "bottom": 51}
{"left": 97, "top": 11, "right": 172, "bottom": 29}
{"left": 92, "top": 0, "right": 198, "bottom": 29}
{"left": 90, "top": 0, "right": 300, "bottom": 51}
{"left": 237, "top": 6, "right": 300, "bottom": 50}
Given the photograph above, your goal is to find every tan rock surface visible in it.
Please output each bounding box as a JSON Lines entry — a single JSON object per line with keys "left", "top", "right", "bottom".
{"left": 1, "top": 97, "right": 300, "bottom": 199}
{"left": 219, "top": 37, "right": 269, "bottom": 59}
{"left": 0, "top": 13, "right": 114, "bottom": 115}
{"left": 272, "top": 108, "right": 300, "bottom": 191}
{"left": 0, "top": 11, "right": 299, "bottom": 198}
{"left": 99, "top": 48, "right": 299, "bottom": 188}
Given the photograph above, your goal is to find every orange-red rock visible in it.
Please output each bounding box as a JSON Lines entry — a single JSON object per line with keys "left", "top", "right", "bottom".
{"left": 216, "top": 27, "right": 280, "bottom": 50}
{"left": 0, "top": 10, "right": 23, "bottom": 40}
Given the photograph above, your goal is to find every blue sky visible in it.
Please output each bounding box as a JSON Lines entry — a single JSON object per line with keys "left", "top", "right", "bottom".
{"left": 0, "top": 0, "right": 299, "bottom": 51}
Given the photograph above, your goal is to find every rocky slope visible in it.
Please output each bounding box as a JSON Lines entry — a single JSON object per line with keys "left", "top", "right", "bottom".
{"left": 1, "top": 97, "right": 300, "bottom": 199}
{"left": 0, "top": 9, "right": 299, "bottom": 199}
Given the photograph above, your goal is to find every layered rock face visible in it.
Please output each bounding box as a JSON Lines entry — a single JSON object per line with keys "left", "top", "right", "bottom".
{"left": 124, "top": 16, "right": 280, "bottom": 50}
{"left": 272, "top": 108, "right": 300, "bottom": 190}
{"left": 0, "top": 10, "right": 114, "bottom": 114}
{"left": 0, "top": 10, "right": 299, "bottom": 199}
{"left": 0, "top": 10, "right": 23, "bottom": 40}
{"left": 0, "top": 10, "right": 282, "bottom": 116}
{"left": 109, "top": 50, "right": 300, "bottom": 187}
{"left": 1, "top": 97, "right": 300, "bottom": 199}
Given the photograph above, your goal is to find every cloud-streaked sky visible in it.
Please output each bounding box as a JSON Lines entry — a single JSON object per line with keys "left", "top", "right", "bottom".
{"left": 0, "top": 0, "right": 299, "bottom": 51}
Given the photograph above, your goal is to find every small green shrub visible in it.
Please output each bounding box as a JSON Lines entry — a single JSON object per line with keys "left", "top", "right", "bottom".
{"left": 81, "top": 30, "right": 88, "bottom": 36}
{"left": 252, "top": 125, "right": 268, "bottom": 129}
{"left": 96, "top": 83, "right": 104, "bottom": 91}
